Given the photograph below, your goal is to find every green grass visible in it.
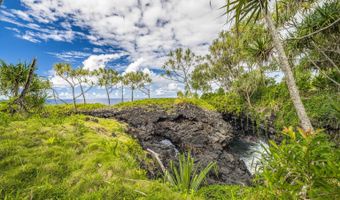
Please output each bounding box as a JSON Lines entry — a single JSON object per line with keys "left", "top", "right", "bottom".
{"left": 0, "top": 113, "right": 188, "bottom": 199}
{"left": 114, "top": 98, "right": 216, "bottom": 111}
{"left": 0, "top": 105, "right": 255, "bottom": 199}
{"left": 4, "top": 102, "right": 335, "bottom": 199}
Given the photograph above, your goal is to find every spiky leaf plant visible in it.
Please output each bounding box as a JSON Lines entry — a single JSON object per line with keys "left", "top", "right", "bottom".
{"left": 164, "top": 152, "right": 216, "bottom": 194}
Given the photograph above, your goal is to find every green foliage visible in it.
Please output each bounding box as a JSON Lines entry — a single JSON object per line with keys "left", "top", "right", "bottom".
{"left": 289, "top": 1, "right": 340, "bottom": 88}
{"left": 231, "top": 69, "right": 264, "bottom": 107}
{"left": 201, "top": 92, "right": 245, "bottom": 114}
{"left": 162, "top": 48, "right": 199, "bottom": 95}
{"left": 254, "top": 128, "right": 340, "bottom": 199}
{"left": 273, "top": 91, "right": 339, "bottom": 132}
{"left": 53, "top": 63, "right": 94, "bottom": 109}
{"left": 164, "top": 153, "right": 216, "bottom": 194}
{"left": 114, "top": 98, "right": 216, "bottom": 111}
{"left": 0, "top": 60, "right": 50, "bottom": 112}
{"left": 44, "top": 103, "right": 106, "bottom": 114}
{"left": 0, "top": 112, "right": 186, "bottom": 199}
{"left": 124, "top": 71, "right": 152, "bottom": 101}
{"left": 197, "top": 185, "right": 252, "bottom": 200}
{"left": 190, "top": 63, "right": 212, "bottom": 94}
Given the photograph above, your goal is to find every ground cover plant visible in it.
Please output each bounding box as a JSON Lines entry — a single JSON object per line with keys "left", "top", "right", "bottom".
{"left": 0, "top": 112, "right": 187, "bottom": 199}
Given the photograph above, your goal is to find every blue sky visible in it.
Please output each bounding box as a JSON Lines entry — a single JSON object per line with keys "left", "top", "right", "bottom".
{"left": 0, "top": 0, "right": 226, "bottom": 100}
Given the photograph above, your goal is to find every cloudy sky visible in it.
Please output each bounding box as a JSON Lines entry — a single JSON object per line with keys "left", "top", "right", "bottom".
{"left": 0, "top": 0, "right": 227, "bottom": 101}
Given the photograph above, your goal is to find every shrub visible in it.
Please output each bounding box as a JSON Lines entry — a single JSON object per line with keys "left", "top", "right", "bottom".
{"left": 201, "top": 92, "right": 245, "bottom": 114}
{"left": 254, "top": 127, "right": 340, "bottom": 199}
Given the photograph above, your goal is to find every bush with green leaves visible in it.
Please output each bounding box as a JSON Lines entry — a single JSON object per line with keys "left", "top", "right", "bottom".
{"left": 201, "top": 92, "right": 245, "bottom": 114}
{"left": 0, "top": 60, "right": 50, "bottom": 113}
{"left": 254, "top": 127, "right": 340, "bottom": 199}
{"left": 164, "top": 153, "right": 216, "bottom": 195}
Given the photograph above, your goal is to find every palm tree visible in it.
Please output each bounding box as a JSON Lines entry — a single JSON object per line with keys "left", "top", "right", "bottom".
{"left": 224, "top": 0, "right": 314, "bottom": 131}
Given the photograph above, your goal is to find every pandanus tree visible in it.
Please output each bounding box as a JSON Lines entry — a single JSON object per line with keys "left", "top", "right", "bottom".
{"left": 119, "top": 74, "right": 127, "bottom": 103}
{"left": 124, "top": 71, "right": 152, "bottom": 101}
{"left": 53, "top": 63, "right": 93, "bottom": 110}
{"left": 54, "top": 63, "right": 78, "bottom": 110}
{"left": 223, "top": 0, "right": 314, "bottom": 131}
{"left": 73, "top": 68, "right": 93, "bottom": 104}
{"left": 138, "top": 72, "right": 152, "bottom": 98}
{"left": 95, "top": 68, "right": 119, "bottom": 105}
{"left": 0, "top": 59, "right": 50, "bottom": 113}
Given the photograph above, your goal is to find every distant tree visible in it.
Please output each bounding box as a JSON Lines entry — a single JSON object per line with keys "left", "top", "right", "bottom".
{"left": 53, "top": 63, "right": 93, "bottom": 110}
{"left": 0, "top": 59, "right": 50, "bottom": 113}
{"left": 54, "top": 63, "right": 77, "bottom": 110}
{"left": 232, "top": 70, "right": 263, "bottom": 108}
{"left": 73, "top": 68, "right": 93, "bottom": 104}
{"left": 95, "top": 68, "right": 119, "bottom": 105}
{"left": 119, "top": 75, "right": 127, "bottom": 103}
{"left": 138, "top": 72, "right": 152, "bottom": 98}
{"left": 162, "top": 48, "right": 199, "bottom": 96}
{"left": 190, "top": 62, "right": 212, "bottom": 95}
{"left": 124, "top": 71, "right": 152, "bottom": 101}
{"left": 206, "top": 31, "right": 244, "bottom": 91}
{"left": 224, "top": 0, "right": 314, "bottom": 131}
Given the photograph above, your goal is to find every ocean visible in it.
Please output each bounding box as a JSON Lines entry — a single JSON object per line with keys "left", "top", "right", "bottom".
{"left": 46, "top": 98, "right": 139, "bottom": 105}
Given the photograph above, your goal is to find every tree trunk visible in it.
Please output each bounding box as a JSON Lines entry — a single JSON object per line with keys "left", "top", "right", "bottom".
{"left": 105, "top": 86, "right": 111, "bottom": 105}
{"left": 265, "top": 13, "right": 313, "bottom": 131}
{"left": 79, "top": 83, "right": 86, "bottom": 104}
{"left": 245, "top": 92, "right": 252, "bottom": 108}
{"left": 14, "top": 81, "right": 19, "bottom": 97}
{"left": 121, "top": 85, "right": 124, "bottom": 103}
{"left": 17, "top": 59, "right": 36, "bottom": 100}
{"left": 12, "top": 58, "right": 37, "bottom": 112}
{"left": 52, "top": 89, "right": 58, "bottom": 104}
{"left": 131, "top": 88, "right": 134, "bottom": 102}
{"left": 71, "top": 86, "right": 77, "bottom": 111}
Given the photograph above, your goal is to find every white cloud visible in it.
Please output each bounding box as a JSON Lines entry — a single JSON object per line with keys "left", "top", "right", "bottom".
{"left": 48, "top": 51, "right": 92, "bottom": 62}
{"left": 168, "top": 83, "right": 179, "bottom": 91}
{"left": 82, "top": 53, "right": 126, "bottom": 71}
{"left": 1, "top": 0, "right": 228, "bottom": 99}
{"left": 125, "top": 58, "right": 145, "bottom": 73}
{"left": 49, "top": 73, "right": 69, "bottom": 88}
{"left": 1, "top": 0, "right": 227, "bottom": 69}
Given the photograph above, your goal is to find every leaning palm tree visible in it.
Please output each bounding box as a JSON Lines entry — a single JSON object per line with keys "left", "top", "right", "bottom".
{"left": 223, "top": 0, "right": 314, "bottom": 131}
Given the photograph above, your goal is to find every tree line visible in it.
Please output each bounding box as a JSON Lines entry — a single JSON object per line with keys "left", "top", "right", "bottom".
{"left": 0, "top": 60, "right": 152, "bottom": 112}
{"left": 53, "top": 63, "right": 152, "bottom": 110}
{"left": 161, "top": 0, "right": 339, "bottom": 132}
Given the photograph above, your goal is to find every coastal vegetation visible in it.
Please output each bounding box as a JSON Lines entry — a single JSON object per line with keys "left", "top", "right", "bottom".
{"left": 0, "top": 0, "right": 339, "bottom": 199}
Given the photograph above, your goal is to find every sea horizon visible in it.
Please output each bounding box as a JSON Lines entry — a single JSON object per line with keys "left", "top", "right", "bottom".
{"left": 46, "top": 98, "right": 145, "bottom": 105}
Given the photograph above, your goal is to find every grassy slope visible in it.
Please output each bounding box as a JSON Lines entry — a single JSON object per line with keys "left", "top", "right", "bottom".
{"left": 0, "top": 100, "right": 258, "bottom": 199}
{"left": 0, "top": 112, "right": 188, "bottom": 199}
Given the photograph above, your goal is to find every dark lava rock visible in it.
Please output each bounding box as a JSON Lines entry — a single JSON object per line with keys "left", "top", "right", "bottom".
{"left": 82, "top": 103, "right": 251, "bottom": 185}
